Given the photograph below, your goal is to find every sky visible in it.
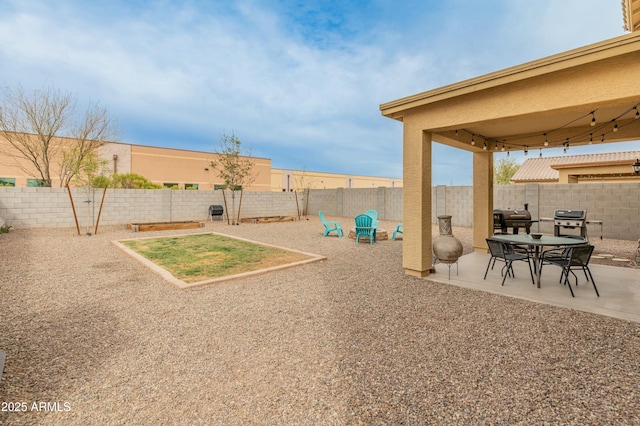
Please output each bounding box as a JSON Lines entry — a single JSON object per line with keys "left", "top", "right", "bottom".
{"left": 0, "top": 0, "right": 636, "bottom": 185}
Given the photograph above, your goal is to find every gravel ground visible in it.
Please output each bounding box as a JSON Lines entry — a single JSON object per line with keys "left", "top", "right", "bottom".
{"left": 0, "top": 217, "right": 639, "bottom": 425}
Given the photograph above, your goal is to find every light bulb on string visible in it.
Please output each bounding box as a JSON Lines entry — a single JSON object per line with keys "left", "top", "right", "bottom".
{"left": 501, "top": 144, "right": 505, "bottom": 152}
{"left": 544, "top": 133, "right": 549, "bottom": 147}
{"left": 471, "top": 136, "right": 475, "bottom": 146}
{"left": 482, "top": 142, "right": 487, "bottom": 150}
{"left": 613, "top": 122, "right": 618, "bottom": 132}
{"left": 589, "top": 133, "right": 593, "bottom": 144}
{"left": 601, "top": 134, "right": 605, "bottom": 143}
{"left": 539, "top": 148, "right": 542, "bottom": 158}
{"left": 524, "top": 145, "right": 528, "bottom": 156}
{"left": 635, "top": 107, "right": 639, "bottom": 119}
{"left": 590, "top": 111, "right": 596, "bottom": 126}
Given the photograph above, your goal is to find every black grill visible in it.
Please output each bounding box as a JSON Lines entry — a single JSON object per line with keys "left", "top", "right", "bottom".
{"left": 493, "top": 206, "right": 534, "bottom": 234}
{"left": 208, "top": 205, "right": 224, "bottom": 220}
{"left": 553, "top": 209, "right": 587, "bottom": 239}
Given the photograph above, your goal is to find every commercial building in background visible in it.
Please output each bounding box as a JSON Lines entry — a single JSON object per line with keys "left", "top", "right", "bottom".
{"left": 0, "top": 136, "right": 402, "bottom": 191}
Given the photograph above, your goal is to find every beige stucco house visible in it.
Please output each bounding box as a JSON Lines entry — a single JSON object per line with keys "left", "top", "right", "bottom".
{"left": 511, "top": 151, "right": 640, "bottom": 184}
{"left": 380, "top": 1, "right": 640, "bottom": 277}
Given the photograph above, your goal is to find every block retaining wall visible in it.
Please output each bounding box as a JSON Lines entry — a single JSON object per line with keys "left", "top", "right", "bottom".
{"left": 1, "top": 183, "right": 638, "bottom": 240}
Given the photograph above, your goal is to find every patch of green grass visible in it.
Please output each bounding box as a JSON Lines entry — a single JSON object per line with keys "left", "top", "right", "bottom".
{"left": 122, "top": 233, "right": 311, "bottom": 283}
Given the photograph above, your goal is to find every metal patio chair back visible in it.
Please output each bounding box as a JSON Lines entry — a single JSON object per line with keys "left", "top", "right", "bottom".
{"left": 484, "top": 238, "right": 535, "bottom": 287}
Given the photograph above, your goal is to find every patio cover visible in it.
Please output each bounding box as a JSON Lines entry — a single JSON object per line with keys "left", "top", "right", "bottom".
{"left": 380, "top": 31, "right": 640, "bottom": 277}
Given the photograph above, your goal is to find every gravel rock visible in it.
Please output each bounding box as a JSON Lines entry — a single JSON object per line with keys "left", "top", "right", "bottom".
{"left": 0, "top": 217, "right": 638, "bottom": 425}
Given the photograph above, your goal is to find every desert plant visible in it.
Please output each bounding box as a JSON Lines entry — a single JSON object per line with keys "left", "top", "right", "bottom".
{"left": 110, "top": 173, "right": 162, "bottom": 189}
{"left": 494, "top": 157, "right": 521, "bottom": 185}
{"left": 211, "top": 132, "right": 255, "bottom": 224}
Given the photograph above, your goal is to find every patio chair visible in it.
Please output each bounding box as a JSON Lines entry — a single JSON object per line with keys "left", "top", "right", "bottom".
{"left": 318, "top": 211, "right": 343, "bottom": 237}
{"left": 365, "top": 209, "right": 380, "bottom": 229}
{"left": 539, "top": 244, "right": 599, "bottom": 297}
{"left": 392, "top": 223, "right": 403, "bottom": 240}
{"left": 484, "top": 238, "right": 535, "bottom": 287}
{"left": 354, "top": 214, "right": 376, "bottom": 245}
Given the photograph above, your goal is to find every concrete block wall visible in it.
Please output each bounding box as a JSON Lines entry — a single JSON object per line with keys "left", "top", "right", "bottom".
{"left": 429, "top": 186, "right": 472, "bottom": 227}
{"left": 382, "top": 187, "right": 403, "bottom": 222}
{"left": 493, "top": 185, "right": 526, "bottom": 211}
{"left": 537, "top": 183, "right": 640, "bottom": 240}
{"left": 306, "top": 189, "right": 342, "bottom": 217}
{"left": 341, "top": 188, "right": 379, "bottom": 219}
{"left": 445, "top": 186, "right": 473, "bottom": 227}
{"left": 307, "top": 187, "right": 404, "bottom": 223}
{"left": 1, "top": 184, "right": 638, "bottom": 240}
{"left": 433, "top": 186, "right": 446, "bottom": 220}
{"left": 0, "top": 187, "right": 299, "bottom": 229}
{"left": 307, "top": 183, "right": 639, "bottom": 241}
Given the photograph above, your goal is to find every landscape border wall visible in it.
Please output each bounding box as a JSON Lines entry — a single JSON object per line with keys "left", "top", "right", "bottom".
{"left": 0, "top": 183, "right": 638, "bottom": 240}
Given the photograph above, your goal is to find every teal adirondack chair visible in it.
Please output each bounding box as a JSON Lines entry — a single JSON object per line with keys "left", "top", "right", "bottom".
{"left": 365, "top": 209, "right": 379, "bottom": 229}
{"left": 392, "top": 223, "right": 403, "bottom": 240}
{"left": 354, "top": 214, "right": 376, "bottom": 245}
{"left": 319, "top": 211, "right": 344, "bottom": 237}
{"left": 364, "top": 209, "right": 379, "bottom": 241}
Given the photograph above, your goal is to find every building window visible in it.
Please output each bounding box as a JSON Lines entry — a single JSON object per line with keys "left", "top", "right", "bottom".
{"left": 163, "top": 183, "right": 180, "bottom": 189}
{"left": 27, "top": 179, "right": 46, "bottom": 187}
{"left": 185, "top": 183, "right": 199, "bottom": 190}
{"left": 0, "top": 178, "right": 16, "bottom": 187}
{"left": 214, "top": 184, "right": 226, "bottom": 190}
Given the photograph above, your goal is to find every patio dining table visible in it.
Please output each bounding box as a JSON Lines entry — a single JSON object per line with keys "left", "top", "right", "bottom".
{"left": 490, "top": 234, "right": 587, "bottom": 288}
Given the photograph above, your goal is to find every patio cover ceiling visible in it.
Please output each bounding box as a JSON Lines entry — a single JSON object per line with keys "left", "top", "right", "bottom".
{"left": 380, "top": 32, "right": 640, "bottom": 155}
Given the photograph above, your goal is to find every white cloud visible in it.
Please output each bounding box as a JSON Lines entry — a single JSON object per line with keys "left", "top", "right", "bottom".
{"left": 0, "top": 0, "right": 631, "bottom": 183}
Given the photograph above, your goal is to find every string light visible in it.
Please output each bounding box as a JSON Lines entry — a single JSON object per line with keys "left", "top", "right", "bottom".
{"left": 524, "top": 145, "right": 528, "bottom": 156}
{"left": 539, "top": 148, "right": 542, "bottom": 158}
{"left": 454, "top": 103, "right": 638, "bottom": 151}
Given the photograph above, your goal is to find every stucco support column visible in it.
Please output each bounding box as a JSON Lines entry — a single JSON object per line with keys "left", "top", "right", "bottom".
{"left": 473, "top": 151, "right": 493, "bottom": 253}
{"left": 403, "top": 124, "right": 432, "bottom": 277}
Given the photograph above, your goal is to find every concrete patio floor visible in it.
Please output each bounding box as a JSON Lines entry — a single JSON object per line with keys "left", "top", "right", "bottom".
{"left": 428, "top": 251, "right": 640, "bottom": 323}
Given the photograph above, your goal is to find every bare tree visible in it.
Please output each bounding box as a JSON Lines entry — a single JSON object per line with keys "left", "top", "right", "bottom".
{"left": 211, "top": 132, "right": 255, "bottom": 224}
{"left": 59, "top": 102, "right": 118, "bottom": 187}
{"left": 294, "top": 167, "right": 316, "bottom": 219}
{"left": 0, "top": 86, "right": 118, "bottom": 187}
